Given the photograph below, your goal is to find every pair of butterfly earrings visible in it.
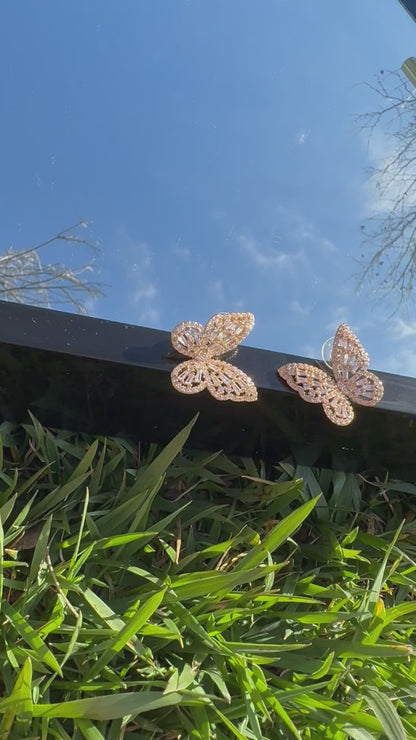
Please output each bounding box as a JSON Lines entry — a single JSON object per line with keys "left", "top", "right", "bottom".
{"left": 169, "top": 312, "right": 384, "bottom": 426}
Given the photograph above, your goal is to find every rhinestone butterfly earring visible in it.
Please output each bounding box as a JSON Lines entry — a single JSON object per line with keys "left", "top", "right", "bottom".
{"left": 170, "top": 312, "right": 257, "bottom": 402}
{"left": 277, "top": 323, "right": 384, "bottom": 425}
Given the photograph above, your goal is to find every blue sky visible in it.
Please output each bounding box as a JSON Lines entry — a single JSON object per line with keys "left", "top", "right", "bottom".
{"left": 1, "top": 1, "right": 416, "bottom": 375}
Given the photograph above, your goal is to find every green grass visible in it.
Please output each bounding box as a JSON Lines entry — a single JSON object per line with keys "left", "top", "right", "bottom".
{"left": 0, "top": 413, "right": 416, "bottom": 738}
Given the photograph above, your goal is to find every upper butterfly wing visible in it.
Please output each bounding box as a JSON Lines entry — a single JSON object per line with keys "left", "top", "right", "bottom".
{"left": 278, "top": 362, "right": 354, "bottom": 425}
{"left": 171, "top": 321, "right": 204, "bottom": 357}
{"left": 331, "top": 324, "right": 384, "bottom": 406}
{"left": 196, "top": 312, "right": 255, "bottom": 358}
{"left": 206, "top": 359, "right": 257, "bottom": 402}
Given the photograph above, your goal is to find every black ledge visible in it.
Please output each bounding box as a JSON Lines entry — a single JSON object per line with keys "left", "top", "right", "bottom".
{"left": 398, "top": 0, "right": 416, "bottom": 22}
{"left": 0, "top": 300, "right": 415, "bottom": 478}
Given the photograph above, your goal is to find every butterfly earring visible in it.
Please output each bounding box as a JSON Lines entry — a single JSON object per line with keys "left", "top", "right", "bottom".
{"left": 170, "top": 312, "right": 257, "bottom": 402}
{"left": 277, "top": 323, "right": 384, "bottom": 425}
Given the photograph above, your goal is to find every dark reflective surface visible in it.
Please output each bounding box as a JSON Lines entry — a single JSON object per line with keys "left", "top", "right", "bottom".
{"left": 0, "top": 300, "right": 415, "bottom": 477}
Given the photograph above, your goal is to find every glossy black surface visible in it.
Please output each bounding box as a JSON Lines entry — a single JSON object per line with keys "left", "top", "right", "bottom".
{"left": 399, "top": 0, "right": 416, "bottom": 21}
{"left": 0, "top": 300, "right": 415, "bottom": 477}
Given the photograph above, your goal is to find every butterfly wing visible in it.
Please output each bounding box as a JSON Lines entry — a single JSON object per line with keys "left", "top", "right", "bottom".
{"left": 170, "top": 360, "right": 208, "bottom": 394}
{"left": 206, "top": 359, "right": 257, "bottom": 402}
{"left": 171, "top": 321, "right": 204, "bottom": 357}
{"left": 331, "top": 324, "right": 384, "bottom": 407}
{"left": 277, "top": 363, "right": 354, "bottom": 425}
{"left": 196, "top": 312, "right": 255, "bottom": 358}
{"left": 322, "top": 389, "right": 355, "bottom": 426}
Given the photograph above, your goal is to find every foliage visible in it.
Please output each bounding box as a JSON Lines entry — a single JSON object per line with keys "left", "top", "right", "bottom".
{"left": 0, "top": 221, "right": 103, "bottom": 314}
{"left": 0, "top": 416, "right": 416, "bottom": 738}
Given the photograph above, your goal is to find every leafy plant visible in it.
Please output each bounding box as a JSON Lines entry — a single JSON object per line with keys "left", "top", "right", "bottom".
{"left": 0, "top": 415, "right": 415, "bottom": 738}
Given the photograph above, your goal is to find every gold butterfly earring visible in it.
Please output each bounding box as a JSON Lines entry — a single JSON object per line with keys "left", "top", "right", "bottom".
{"left": 277, "top": 323, "right": 384, "bottom": 425}
{"left": 170, "top": 312, "right": 258, "bottom": 402}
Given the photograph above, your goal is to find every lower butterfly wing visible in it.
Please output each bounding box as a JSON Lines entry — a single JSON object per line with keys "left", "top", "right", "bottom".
{"left": 339, "top": 369, "right": 384, "bottom": 407}
{"left": 322, "top": 388, "right": 354, "bottom": 425}
{"left": 277, "top": 363, "right": 354, "bottom": 425}
{"left": 206, "top": 359, "right": 257, "bottom": 402}
{"left": 171, "top": 360, "right": 208, "bottom": 394}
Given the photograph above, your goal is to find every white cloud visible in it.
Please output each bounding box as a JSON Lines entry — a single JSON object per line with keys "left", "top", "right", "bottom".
{"left": 391, "top": 318, "right": 416, "bottom": 340}
{"left": 125, "top": 238, "right": 161, "bottom": 327}
{"left": 296, "top": 130, "right": 309, "bottom": 145}
{"left": 172, "top": 238, "right": 191, "bottom": 259}
{"left": 325, "top": 306, "right": 349, "bottom": 334}
{"left": 289, "top": 299, "right": 311, "bottom": 316}
{"left": 232, "top": 298, "right": 245, "bottom": 310}
{"left": 300, "top": 343, "right": 320, "bottom": 359}
{"left": 363, "top": 130, "right": 416, "bottom": 218}
{"left": 384, "top": 347, "right": 416, "bottom": 378}
{"left": 209, "top": 279, "right": 225, "bottom": 304}
{"left": 174, "top": 246, "right": 191, "bottom": 259}
{"left": 291, "top": 217, "right": 337, "bottom": 254}
{"left": 238, "top": 234, "right": 305, "bottom": 270}
{"left": 384, "top": 319, "right": 416, "bottom": 377}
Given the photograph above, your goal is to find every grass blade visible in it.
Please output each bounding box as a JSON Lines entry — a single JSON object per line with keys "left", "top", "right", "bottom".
{"left": 2, "top": 602, "right": 62, "bottom": 676}
{"left": 363, "top": 687, "right": 407, "bottom": 740}
{"left": 234, "top": 496, "right": 319, "bottom": 571}
{"left": 32, "top": 691, "right": 202, "bottom": 719}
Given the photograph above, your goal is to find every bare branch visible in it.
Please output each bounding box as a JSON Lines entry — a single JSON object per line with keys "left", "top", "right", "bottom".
{"left": 0, "top": 220, "right": 105, "bottom": 314}
{"left": 357, "top": 69, "right": 416, "bottom": 309}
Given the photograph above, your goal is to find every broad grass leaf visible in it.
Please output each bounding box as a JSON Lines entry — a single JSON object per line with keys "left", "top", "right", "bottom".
{"left": 67, "top": 439, "right": 99, "bottom": 480}
{"left": 0, "top": 657, "right": 32, "bottom": 735}
{"left": 310, "top": 651, "right": 334, "bottom": 679}
{"left": 384, "top": 481, "right": 416, "bottom": 494}
{"left": 234, "top": 496, "right": 319, "bottom": 571}
{"left": 61, "top": 610, "right": 83, "bottom": 668}
{"left": 131, "top": 414, "right": 198, "bottom": 496}
{"left": 0, "top": 515, "right": 3, "bottom": 602}
{"left": 363, "top": 687, "right": 407, "bottom": 740}
{"left": 384, "top": 601, "right": 416, "bottom": 624}
{"left": 295, "top": 465, "right": 329, "bottom": 520}
{"left": 96, "top": 414, "right": 198, "bottom": 535}
{"left": 170, "top": 564, "right": 284, "bottom": 600}
{"left": 80, "top": 588, "right": 147, "bottom": 657}
{"left": 203, "top": 669, "right": 231, "bottom": 704}
{"left": 164, "top": 664, "right": 197, "bottom": 694}
{"left": 74, "top": 719, "right": 107, "bottom": 739}
{"left": 88, "top": 439, "right": 107, "bottom": 496}
{"left": 91, "top": 532, "right": 157, "bottom": 550}
{"left": 32, "top": 691, "right": 202, "bottom": 719}
{"left": 2, "top": 602, "right": 62, "bottom": 676}
{"left": 343, "top": 727, "right": 377, "bottom": 740}
{"left": 249, "top": 663, "right": 301, "bottom": 739}
{"left": 365, "top": 522, "right": 404, "bottom": 618}
{"left": 29, "top": 473, "right": 90, "bottom": 520}
{"left": 168, "top": 600, "right": 227, "bottom": 654}
{"left": 304, "top": 639, "right": 412, "bottom": 659}
{"left": 214, "top": 709, "right": 247, "bottom": 740}
{"left": 0, "top": 490, "right": 17, "bottom": 524}
{"left": 330, "top": 472, "right": 362, "bottom": 522}
{"left": 27, "top": 514, "right": 52, "bottom": 586}
{"left": 187, "top": 706, "right": 211, "bottom": 740}
{"left": 225, "top": 641, "right": 309, "bottom": 655}
{"left": 86, "top": 589, "right": 166, "bottom": 678}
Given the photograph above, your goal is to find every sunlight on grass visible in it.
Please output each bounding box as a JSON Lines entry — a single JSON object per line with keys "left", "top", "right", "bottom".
{"left": 0, "top": 415, "right": 415, "bottom": 738}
